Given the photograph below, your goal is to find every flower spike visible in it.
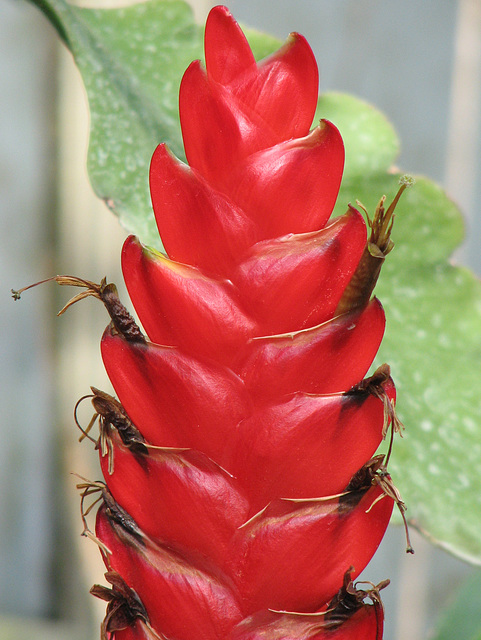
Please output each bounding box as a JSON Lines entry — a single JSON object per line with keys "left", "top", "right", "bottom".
{"left": 26, "top": 6, "right": 412, "bottom": 638}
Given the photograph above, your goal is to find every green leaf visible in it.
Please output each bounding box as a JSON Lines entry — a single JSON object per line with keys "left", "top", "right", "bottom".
{"left": 431, "top": 569, "right": 481, "bottom": 640}
{"left": 325, "top": 105, "right": 481, "bottom": 563}
{"left": 31, "top": 0, "right": 481, "bottom": 564}
{"left": 382, "top": 266, "right": 481, "bottom": 563}
{"left": 335, "top": 171, "right": 481, "bottom": 564}
{"left": 316, "top": 92, "right": 400, "bottom": 178}
{"left": 31, "top": 0, "right": 204, "bottom": 243}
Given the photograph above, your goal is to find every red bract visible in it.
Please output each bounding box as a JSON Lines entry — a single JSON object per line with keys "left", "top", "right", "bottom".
{"left": 77, "top": 5, "right": 408, "bottom": 639}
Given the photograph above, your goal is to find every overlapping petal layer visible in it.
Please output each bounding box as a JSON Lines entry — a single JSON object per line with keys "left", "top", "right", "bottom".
{"left": 181, "top": 7, "right": 319, "bottom": 190}
{"left": 100, "top": 432, "right": 250, "bottom": 565}
{"left": 225, "top": 486, "right": 392, "bottom": 613}
{"left": 101, "top": 327, "right": 251, "bottom": 464}
{"left": 150, "top": 144, "right": 257, "bottom": 277}
{"left": 229, "top": 379, "right": 395, "bottom": 512}
{"left": 236, "top": 298, "right": 385, "bottom": 399}
{"left": 91, "top": 6, "right": 399, "bottom": 639}
{"left": 230, "top": 604, "right": 384, "bottom": 640}
{"left": 230, "top": 208, "right": 366, "bottom": 333}
{"left": 121, "top": 235, "right": 258, "bottom": 365}
{"left": 96, "top": 505, "right": 244, "bottom": 640}
{"left": 204, "top": 7, "right": 318, "bottom": 142}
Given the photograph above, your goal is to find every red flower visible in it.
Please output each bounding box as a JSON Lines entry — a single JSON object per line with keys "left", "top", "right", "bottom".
{"left": 80, "top": 6, "right": 408, "bottom": 639}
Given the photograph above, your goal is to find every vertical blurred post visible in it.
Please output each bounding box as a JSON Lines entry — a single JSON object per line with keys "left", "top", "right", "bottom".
{"left": 445, "top": 0, "right": 481, "bottom": 272}
{"left": 0, "top": 0, "right": 57, "bottom": 621}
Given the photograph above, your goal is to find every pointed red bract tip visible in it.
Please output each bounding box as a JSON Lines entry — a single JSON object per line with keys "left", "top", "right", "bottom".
{"left": 229, "top": 381, "right": 393, "bottom": 511}
{"left": 225, "top": 120, "right": 345, "bottom": 239}
{"left": 181, "top": 9, "right": 319, "bottom": 185}
{"left": 231, "top": 208, "right": 366, "bottom": 334}
{"left": 180, "top": 60, "right": 278, "bottom": 184}
{"left": 242, "top": 32, "right": 319, "bottom": 141}
{"left": 204, "top": 6, "right": 256, "bottom": 85}
{"left": 150, "top": 144, "right": 258, "bottom": 277}
{"left": 121, "top": 236, "right": 257, "bottom": 365}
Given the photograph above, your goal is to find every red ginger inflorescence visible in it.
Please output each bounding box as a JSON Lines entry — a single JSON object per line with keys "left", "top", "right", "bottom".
{"left": 74, "top": 6, "right": 409, "bottom": 640}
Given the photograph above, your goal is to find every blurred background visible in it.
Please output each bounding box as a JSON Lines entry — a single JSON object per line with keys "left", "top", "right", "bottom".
{"left": 1, "top": 0, "right": 481, "bottom": 638}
